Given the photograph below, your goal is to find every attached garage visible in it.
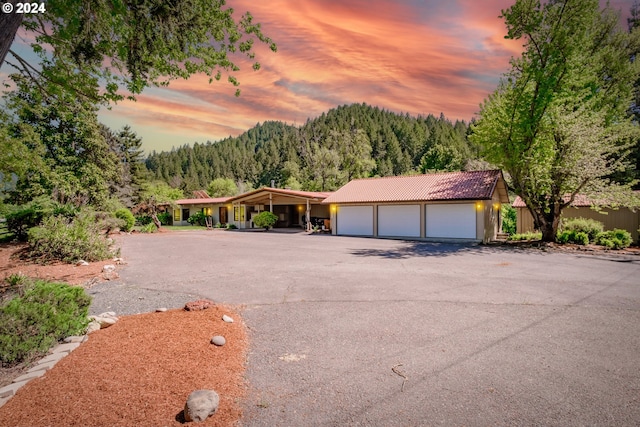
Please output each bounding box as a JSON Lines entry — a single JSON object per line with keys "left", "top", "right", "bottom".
{"left": 378, "top": 205, "right": 420, "bottom": 237}
{"left": 336, "top": 206, "right": 374, "bottom": 236}
{"left": 426, "top": 204, "right": 476, "bottom": 239}
{"left": 323, "top": 170, "right": 509, "bottom": 243}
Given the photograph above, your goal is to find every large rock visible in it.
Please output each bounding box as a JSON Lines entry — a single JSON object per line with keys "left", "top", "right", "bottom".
{"left": 184, "top": 389, "right": 219, "bottom": 422}
{"left": 184, "top": 299, "right": 215, "bottom": 311}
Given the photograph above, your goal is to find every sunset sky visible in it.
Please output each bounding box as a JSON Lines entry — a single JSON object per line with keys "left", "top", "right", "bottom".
{"left": 4, "top": 0, "right": 636, "bottom": 153}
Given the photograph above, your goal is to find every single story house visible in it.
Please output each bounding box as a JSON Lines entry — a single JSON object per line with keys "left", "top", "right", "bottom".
{"left": 514, "top": 195, "right": 640, "bottom": 242}
{"left": 226, "top": 187, "right": 332, "bottom": 229}
{"left": 173, "top": 196, "right": 232, "bottom": 226}
{"left": 322, "top": 170, "right": 509, "bottom": 243}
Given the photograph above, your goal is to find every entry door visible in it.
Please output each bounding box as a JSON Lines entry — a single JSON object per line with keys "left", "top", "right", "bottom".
{"left": 219, "top": 207, "right": 227, "bottom": 224}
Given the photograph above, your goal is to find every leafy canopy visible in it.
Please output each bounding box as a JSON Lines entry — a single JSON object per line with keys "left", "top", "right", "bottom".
{"left": 470, "top": 0, "right": 640, "bottom": 241}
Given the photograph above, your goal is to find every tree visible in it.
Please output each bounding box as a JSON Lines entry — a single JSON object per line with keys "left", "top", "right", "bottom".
{"left": 207, "top": 178, "right": 238, "bottom": 197}
{"left": 1, "top": 0, "right": 276, "bottom": 103}
{"left": 470, "top": 0, "right": 640, "bottom": 242}
{"left": 136, "top": 181, "right": 184, "bottom": 229}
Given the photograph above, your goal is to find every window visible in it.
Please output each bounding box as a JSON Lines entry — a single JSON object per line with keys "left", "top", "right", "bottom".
{"left": 173, "top": 209, "right": 180, "bottom": 222}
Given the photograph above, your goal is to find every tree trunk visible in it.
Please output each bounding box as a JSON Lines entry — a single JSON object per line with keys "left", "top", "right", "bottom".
{"left": 529, "top": 205, "right": 562, "bottom": 242}
{"left": 151, "top": 213, "right": 162, "bottom": 230}
{"left": 0, "top": 1, "right": 23, "bottom": 68}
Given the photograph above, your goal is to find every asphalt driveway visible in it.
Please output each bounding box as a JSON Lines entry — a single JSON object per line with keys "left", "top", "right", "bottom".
{"left": 89, "top": 230, "right": 640, "bottom": 426}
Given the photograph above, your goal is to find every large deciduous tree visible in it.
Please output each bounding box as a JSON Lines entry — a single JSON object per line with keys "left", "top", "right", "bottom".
{"left": 471, "top": 0, "right": 640, "bottom": 242}
{"left": 1, "top": 0, "right": 276, "bottom": 103}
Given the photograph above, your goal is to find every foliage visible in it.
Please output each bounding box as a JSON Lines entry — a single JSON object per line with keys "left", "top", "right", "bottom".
{"left": 2, "top": 0, "right": 276, "bottom": 103}
{"left": 187, "top": 212, "right": 207, "bottom": 226}
{"left": 139, "top": 223, "right": 157, "bottom": 233}
{"left": 0, "top": 279, "right": 91, "bottom": 366}
{"left": 4, "top": 196, "right": 78, "bottom": 241}
{"left": 557, "top": 230, "right": 590, "bottom": 245}
{"left": 145, "top": 104, "right": 475, "bottom": 193}
{"left": 226, "top": 223, "right": 238, "bottom": 230}
{"left": 135, "top": 215, "right": 153, "bottom": 226}
{"left": 595, "top": 229, "right": 632, "bottom": 249}
{"left": 156, "top": 212, "right": 173, "bottom": 226}
{"left": 253, "top": 211, "right": 278, "bottom": 230}
{"left": 501, "top": 205, "right": 517, "bottom": 235}
{"left": 560, "top": 217, "right": 604, "bottom": 242}
{"left": 508, "top": 232, "right": 542, "bottom": 241}
{"left": 207, "top": 178, "right": 238, "bottom": 197}
{"left": 114, "top": 208, "right": 135, "bottom": 232}
{"left": 470, "top": 0, "right": 640, "bottom": 242}
{"left": 27, "top": 212, "right": 115, "bottom": 263}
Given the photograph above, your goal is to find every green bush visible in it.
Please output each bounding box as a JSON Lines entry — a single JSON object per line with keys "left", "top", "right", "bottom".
{"left": 115, "top": 208, "right": 135, "bottom": 231}
{"left": 595, "top": 229, "right": 632, "bottom": 250}
{"left": 0, "top": 280, "right": 91, "bottom": 366}
{"left": 226, "top": 223, "right": 237, "bottom": 230}
{"left": 508, "top": 232, "right": 542, "bottom": 241}
{"left": 253, "top": 211, "right": 278, "bottom": 230}
{"left": 139, "top": 222, "right": 157, "bottom": 233}
{"left": 157, "top": 212, "right": 173, "bottom": 226}
{"left": 5, "top": 198, "right": 79, "bottom": 241}
{"left": 557, "top": 229, "right": 589, "bottom": 245}
{"left": 187, "top": 211, "right": 207, "bottom": 226}
{"left": 560, "top": 217, "right": 604, "bottom": 242}
{"left": 502, "top": 205, "right": 517, "bottom": 235}
{"left": 135, "top": 215, "right": 153, "bottom": 226}
{"left": 27, "top": 213, "right": 115, "bottom": 263}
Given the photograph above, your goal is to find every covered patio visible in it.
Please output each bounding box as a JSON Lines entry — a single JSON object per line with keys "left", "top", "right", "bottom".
{"left": 226, "top": 188, "right": 332, "bottom": 230}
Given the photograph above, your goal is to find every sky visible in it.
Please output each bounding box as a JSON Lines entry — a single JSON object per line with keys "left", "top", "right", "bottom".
{"left": 3, "top": 0, "right": 636, "bottom": 153}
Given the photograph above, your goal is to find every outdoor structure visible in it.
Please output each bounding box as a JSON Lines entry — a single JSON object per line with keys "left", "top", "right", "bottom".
{"left": 226, "top": 187, "right": 332, "bottom": 230}
{"left": 173, "top": 196, "right": 232, "bottom": 226}
{"left": 322, "top": 170, "right": 509, "bottom": 243}
{"left": 514, "top": 195, "right": 640, "bottom": 243}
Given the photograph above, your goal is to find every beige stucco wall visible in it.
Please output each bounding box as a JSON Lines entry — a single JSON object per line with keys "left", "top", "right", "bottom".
{"left": 516, "top": 206, "right": 640, "bottom": 242}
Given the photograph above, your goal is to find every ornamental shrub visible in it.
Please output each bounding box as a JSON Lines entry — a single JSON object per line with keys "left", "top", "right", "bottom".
{"left": 0, "top": 280, "right": 91, "bottom": 366}
{"left": 253, "top": 211, "right": 278, "bottom": 230}
{"left": 27, "top": 213, "right": 114, "bottom": 263}
{"left": 114, "top": 208, "right": 135, "bottom": 231}
{"left": 187, "top": 211, "right": 207, "bottom": 226}
{"left": 139, "top": 222, "right": 157, "bottom": 233}
{"left": 560, "top": 217, "right": 604, "bottom": 242}
{"left": 595, "top": 229, "right": 632, "bottom": 249}
{"left": 557, "top": 229, "right": 589, "bottom": 245}
{"left": 156, "top": 212, "right": 173, "bottom": 226}
{"left": 501, "top": 205, "right": 517, "bottom": 235}
{"left": 508, "top": 232, "right": 542, "bottom": 241}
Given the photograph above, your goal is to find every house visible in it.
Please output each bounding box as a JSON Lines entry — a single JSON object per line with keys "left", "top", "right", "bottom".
{"left": 322, "top": 170, "right": 509, "bottom": 243}
{"left": 173, "top": 196, "right": 232, "bottom": 225}
{"left": 513, "top": 195, "right": 640, "bottom": 242}
{"left": 226, "top": 187, "right": 332, "bottom": 229}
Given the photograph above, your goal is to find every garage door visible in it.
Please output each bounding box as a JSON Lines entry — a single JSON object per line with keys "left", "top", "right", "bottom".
{"left": 378, "top": 205, "right": 420, "bottom": 237}
{"left": 337, "top": 206, "right": 373, "bottom": 236}
{"left": 426, "top": 204, "right": 476, "bottom": 239}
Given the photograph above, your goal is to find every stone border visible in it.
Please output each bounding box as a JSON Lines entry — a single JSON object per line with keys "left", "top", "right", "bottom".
{"left": 0, "top": 336, "right": 87, "bottom": 408}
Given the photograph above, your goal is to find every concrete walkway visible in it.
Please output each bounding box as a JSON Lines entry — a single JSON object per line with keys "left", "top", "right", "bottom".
{"left": 90, "top": 231, "right": 640, "bottom": 426}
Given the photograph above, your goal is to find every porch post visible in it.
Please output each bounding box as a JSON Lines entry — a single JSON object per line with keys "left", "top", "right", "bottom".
{"left": 306, "top": 199, "right": 311, "bottom": 231}
{"left": 269, "top": 193, "right": 273, "bottom": 213}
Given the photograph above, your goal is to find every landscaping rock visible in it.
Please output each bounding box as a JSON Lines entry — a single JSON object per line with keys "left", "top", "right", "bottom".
{"left": 102, "top": 271, "right": 119, "bottom": 281}
{"left": 76, "top": 260, "right": 89, "bottom": 266}
{"left": 156, "top": 307, "right": 168, "bottom": 312}
{"left": 89, "top": 312, "right": 119, "bottom": 329}
{"left": 102, "top": 264, "right": 116, "bottom": 273}
{"left": 184, "top": 389, "right": 219, "bottom": 422}
{"left": 222, "top": 314, "right": 234, "bottom": 323}
{"left": 86, "top": 321, "right": 101, "bottom": 334}
{"left": 184, "top": 299, "right": 215, "bottom": 311}
{"left": 211, "top": 336, "right": 226, "bottom": 346}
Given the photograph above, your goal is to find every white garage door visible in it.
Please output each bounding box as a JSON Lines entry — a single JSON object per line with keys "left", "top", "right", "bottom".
{"left": 426, "top": 204, "right": 476, "bottom": 239}
{"left": 378, "top": 205, "right": 420, "bottom": 237}
{"left": 337, "top": 206, "right": 373, "bottom": 236}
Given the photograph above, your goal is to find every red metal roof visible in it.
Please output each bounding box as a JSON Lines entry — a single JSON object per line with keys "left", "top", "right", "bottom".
{"left": 175, "top": 197, "right": 232, "bottom": 205}
{"left": 512, "top": 194, "right": 629, "bottom": 208}
{"left": 191, "top": 190, "right": 210, "bottom": 199}
{"left": 322, "top": 170, "right": 504, "bottom": 204}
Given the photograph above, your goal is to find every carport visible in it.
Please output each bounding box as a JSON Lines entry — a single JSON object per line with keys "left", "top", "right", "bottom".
{"left": 227, "top": 187, "right": 332, "bottom": 230}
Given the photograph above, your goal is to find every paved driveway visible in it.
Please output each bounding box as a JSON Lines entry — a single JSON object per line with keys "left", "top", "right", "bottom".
{"left": 90, "top": 230, "right": 640, "bottom": 426}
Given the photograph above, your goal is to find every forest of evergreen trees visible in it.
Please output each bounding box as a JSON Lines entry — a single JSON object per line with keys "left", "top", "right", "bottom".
{"left": 145, "top": 103, "right": 483, "bottom": 193}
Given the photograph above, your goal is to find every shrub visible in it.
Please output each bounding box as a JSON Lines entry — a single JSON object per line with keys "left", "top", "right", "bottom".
{"left": 502, "top": 205, "right": 517, "bottom": 235}
{"left": 557, "top": 229, "right": 589, "bottom": 245}
{"left": 115, "top": 208, "right": 135, "bottom": 231}
{"left": 139, "top": 222, "right": 157, "bottom": 233}
{"left": 560, "top": 217, "right": 604, "bottom": 242}
{"left": 187, "top": 212, "right": 207, "bottom": 226}
{"left": 253, "top": 211, "right": 278, "bottom": 230}
{"left": 156, "top": 212, "right": 173, "bottom": 226}
{"left": 135, "top": 215, "right": 153, "bottom": 226}
{"left": 0, "top": 280, "right": 91, "bottom": 366}
{"left": 5, "top": 198, "right": 79, "bottom": 241}
{"left": 226, "top": 223, "right": 237, "bottom": 230}
{"left": 595, "top": 229, "right": 632, "bottom": 250}
{"left": 27, "top": 213, "right": 115, "bottom": 263}
{"left": 508, "top": 232, "right": 542, "bottom": 241}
